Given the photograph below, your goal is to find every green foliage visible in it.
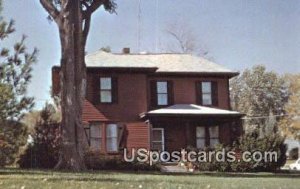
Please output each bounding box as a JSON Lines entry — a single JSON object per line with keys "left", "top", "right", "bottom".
{"left": 85, "top": 150, "right": 160, "bottom": 171}
{"left": 195, "top": 129, "right": 286, "bottom": 172}
{"left": 0, "top": 120, "right": 27, "bottom": 167}
{"left": 0, "top": 1, "right": 37, "bottom": 167}
{"left": 230, "top": 65, "right": 288, "bottom": 133}
{"left": 231, "top": 131, "right": 287, "bottom": 172}
{"left": 279, "top": 74, "right": 300, "bottom": 139}
{"left": 0, "top": 10, "right": 37, "bottom": 121}
{"left": 18, "top": 103, "right": 60, "bottom": 169}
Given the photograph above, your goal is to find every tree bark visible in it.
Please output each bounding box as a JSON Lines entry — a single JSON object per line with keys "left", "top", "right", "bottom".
{"left": 54, "top": 0, "right": 87, "bottom": 171}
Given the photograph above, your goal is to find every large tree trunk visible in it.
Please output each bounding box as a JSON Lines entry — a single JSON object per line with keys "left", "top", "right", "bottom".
{"left": 54, "top": 0, "right": 87, "bottom": 171}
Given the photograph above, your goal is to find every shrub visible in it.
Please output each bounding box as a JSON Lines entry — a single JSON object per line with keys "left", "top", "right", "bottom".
{"left": 0, "top": 120, "right": 27, "bottom": 167}
{"left": 17, "top": 103, "right": 60, "bottom": 168}
{"left": 85, "top": 150, "right": 160, "bottom": 171}
{"left": 194, "top": 130, "right": 287, "bottom": 172}
{"left": 231, "top": 131, "right": 287, "bottom": 172}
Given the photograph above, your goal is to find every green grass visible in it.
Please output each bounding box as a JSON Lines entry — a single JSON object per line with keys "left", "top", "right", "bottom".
{"left": 0, "top": 169, "right": 300, "bottom": 189}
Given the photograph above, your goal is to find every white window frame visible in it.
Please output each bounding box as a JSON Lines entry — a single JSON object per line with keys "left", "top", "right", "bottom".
{"left": 152, "top": 128, "right": 165, "bottom": 151}
{"left": 106, "top": 124, "right": 118, "bottom": 152}
{"left": 201, "top": 81, "right": 212, "bottom": 106}
{"left": 89, "top": 124, "right": 102, "bottom": 151}
{"left": 156, "top": 81, "right": 168, "bottom": 106}
{"left": 100, "top": 77, "right": 112, "bottom": 103}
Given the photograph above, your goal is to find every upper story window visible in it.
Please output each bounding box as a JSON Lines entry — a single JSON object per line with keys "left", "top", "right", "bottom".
{"left": 157, "top": 81, "right": 168, "bottom": 105}
{"left": 202, "top": 82, "right": 212, "bottom": 105}
{"left": 196, "top": 81, "right": 218, "bottom": 106}
{"left": 100, "top": 77, "right": 118, "bottom": 103}
{"left": 150, "top": 80, "right": 173, "bottom": 108}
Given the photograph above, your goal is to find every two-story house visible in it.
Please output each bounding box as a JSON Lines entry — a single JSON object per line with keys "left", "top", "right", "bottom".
{"left": 52, "top": 48, "right": 243, "bottom": 156}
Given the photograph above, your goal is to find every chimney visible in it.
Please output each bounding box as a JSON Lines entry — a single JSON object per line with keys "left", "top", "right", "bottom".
{"left": 122, "top": 47, "right": 130, "bottom": 54}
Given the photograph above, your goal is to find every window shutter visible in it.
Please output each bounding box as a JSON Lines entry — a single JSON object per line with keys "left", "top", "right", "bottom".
{"left": 150, "top": 80, "right": 157, "bottom": 109}
{"left": 117, "top": 124, "right": 125, "bottom": 149}
{"left": 195, "top": 82, "right": 202, "bottom": 105}
{"left": 94, "top": 76, "right": 100, "bottom": 104}
{"left": 212, "top": 81, "right": 218, "bottom": 106}
{"left": 167, "top": 81, "right": 174, "bottom": 105}
{"left": 112, "top": 77, "right": 118, "bottom": 104}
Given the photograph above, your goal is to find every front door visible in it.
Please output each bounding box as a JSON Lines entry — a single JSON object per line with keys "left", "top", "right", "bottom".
{"left": 152, "top": 128, "right": 165, "bottom": 151}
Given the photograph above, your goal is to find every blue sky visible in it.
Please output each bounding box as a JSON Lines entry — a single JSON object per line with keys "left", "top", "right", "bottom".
{"left": 2, "top": 0, "right": 300, "bottom": 110}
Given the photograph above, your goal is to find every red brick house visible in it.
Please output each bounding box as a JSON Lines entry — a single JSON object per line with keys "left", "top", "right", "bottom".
{"left": 52, "top": 48, "right": 244, "bottom": 156}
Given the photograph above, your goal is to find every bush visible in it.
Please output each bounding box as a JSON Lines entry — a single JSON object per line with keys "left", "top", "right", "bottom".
{"left": 0, "top": 120, "right": 27, "bottom": 167}
{"left": 17, "top": 104, "right": 60, "bottom": 168}
{"left": 85, "top": 150, "right": 160, "bottom": 171}
{"left": 194, "top": 130, "right": 287, "bottom": 172}
{"left": 230, "top": 131, "right": 287, "bottom": 172}
{"left": 289, "top": 147, "right": 299, "bottom": 160}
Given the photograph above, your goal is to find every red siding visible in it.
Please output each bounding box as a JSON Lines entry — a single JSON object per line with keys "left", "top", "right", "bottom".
{"left": 148, "top": 76, "right": 230, "bottom": 110}
{"left": 125, "top": 122, "right": 150, "bottom": 151}
{"left": 82, "top": 100, "right": 109, "bottom": 123}
{"left": 86, "top": 72, "right": 148, "bottom": 122}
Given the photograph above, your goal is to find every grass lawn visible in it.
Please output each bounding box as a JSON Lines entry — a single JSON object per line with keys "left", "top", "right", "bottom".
{"left": 0, "top": 169, "right": 300, "bottom": 189}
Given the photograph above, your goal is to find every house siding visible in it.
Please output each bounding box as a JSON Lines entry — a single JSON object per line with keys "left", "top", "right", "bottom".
{"left": 125, "top": 122, "right": 150, "bottom": 151}
{"left": 86, "top": 71, "right": 148, "bottom": 122}
{"left": 147, "top": 76, "right": 230, "bottom": 110}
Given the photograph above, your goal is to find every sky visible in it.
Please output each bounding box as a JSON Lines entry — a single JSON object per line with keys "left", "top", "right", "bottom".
{"left": 2, "top": 0, "right": 300, "bottom": 110}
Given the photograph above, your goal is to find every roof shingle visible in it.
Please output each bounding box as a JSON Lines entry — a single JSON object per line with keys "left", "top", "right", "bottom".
{"left": 85, "top": 51, "right": 238, "bottom": 76}
{"left": 82, "top": 100, "right": 108, "bottom": 123}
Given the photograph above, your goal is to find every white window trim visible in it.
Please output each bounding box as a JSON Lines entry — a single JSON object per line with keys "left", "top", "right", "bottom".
{"left": 152, "top": 128, "right": 165, "bottom": 151}
{"left": 100, "top": 77, "right": 112, "bottom": 103}
{"left": 106, "top": 124, "right": 118, "bottom": 152}
{"left": 156, "top": 81, "right": 168, "bottom": 106}
{"left": 89, "top": 124, "right": 102, "bottom": 150}
{"left": 201, "top": 81, "right": 212, "bottom": 106}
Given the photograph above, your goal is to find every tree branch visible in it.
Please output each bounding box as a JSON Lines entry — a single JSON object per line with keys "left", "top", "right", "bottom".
{"left": 86, "top": 0, "right": 105, "bottom": 15}
{"left": 39, "top": 0, "right": 61, "bottom": 23}
{"left": 82, "top": 15, "right": 91, "bottom": 47}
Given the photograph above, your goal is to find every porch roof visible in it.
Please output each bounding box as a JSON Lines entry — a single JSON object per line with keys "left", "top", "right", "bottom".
{"left": 142, "top": 104, "right": 244, "bottom": 118}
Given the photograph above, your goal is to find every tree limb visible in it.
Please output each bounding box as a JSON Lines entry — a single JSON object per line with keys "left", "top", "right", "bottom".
{"left": 39, "top": 0, "right": 61, "bottom": 23}
{"left": 86, "top": 0, "right": 105, "bottom": 15}
{"left": 82, "top": 14, "right": 91, "bottom": 47}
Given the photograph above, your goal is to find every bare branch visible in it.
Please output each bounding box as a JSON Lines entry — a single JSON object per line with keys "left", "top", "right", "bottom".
{"left": 82, "top": 15, "right": 91, "bottom": 47}
{"left": 40, "top": 0, "right": 61, "bottom": 23}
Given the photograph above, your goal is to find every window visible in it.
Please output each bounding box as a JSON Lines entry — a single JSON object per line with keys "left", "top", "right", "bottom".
{"left": 90, "top": 124, "right": 102, "bottom": 150}
{"left": 106, "top": 124, "right": 118, "bottom": 152}
{"left": 202, "top": 82, "right": 212, "bottom": 105}
{"left": 150, "top": 80, "right": 173, "bottom": 108}
{"left": 196, "top": 127, "right": 206, "bottom": 149}
{"left": 157, "top": 81, "right": 168, "bottom": 105}
{"left": 196, "top": 126, "right": 219, "bottom": 148}
{"left": 152, "top": 128, "right": 164, "bottom": 151}
{"left": 196, "top": 81, "right": 218, "bottom": 106}
{"left": 100, "top": 77, "right": 112, "bottom": 103}
{"left": 209, "top": 126, "right": 219, "bottom": 147}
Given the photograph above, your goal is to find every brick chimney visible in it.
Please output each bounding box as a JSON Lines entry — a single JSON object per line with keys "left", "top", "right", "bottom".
{"left": 122, "top": 47, "right": 130, "bottom": 54}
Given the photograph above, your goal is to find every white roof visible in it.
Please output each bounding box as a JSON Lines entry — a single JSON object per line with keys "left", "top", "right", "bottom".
{"left": 85, "top": 51, "right": 237, "bottom": 75}
{"left": 147, "top": 104, "right": 242, "bottom": 115}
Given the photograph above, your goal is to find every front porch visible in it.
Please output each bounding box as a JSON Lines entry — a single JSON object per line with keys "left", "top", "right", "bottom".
{"left": 141, "top": 104, "right": 244, "bottom": 152}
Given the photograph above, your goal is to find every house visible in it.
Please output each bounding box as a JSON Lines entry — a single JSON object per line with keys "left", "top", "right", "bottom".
{"left": 52, "top": 48, "right": 244, "bottom": 156}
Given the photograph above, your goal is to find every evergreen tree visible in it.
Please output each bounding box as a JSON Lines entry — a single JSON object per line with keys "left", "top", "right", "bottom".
{"left": 0, "top": 0, "right": 37, "bottom": 167}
